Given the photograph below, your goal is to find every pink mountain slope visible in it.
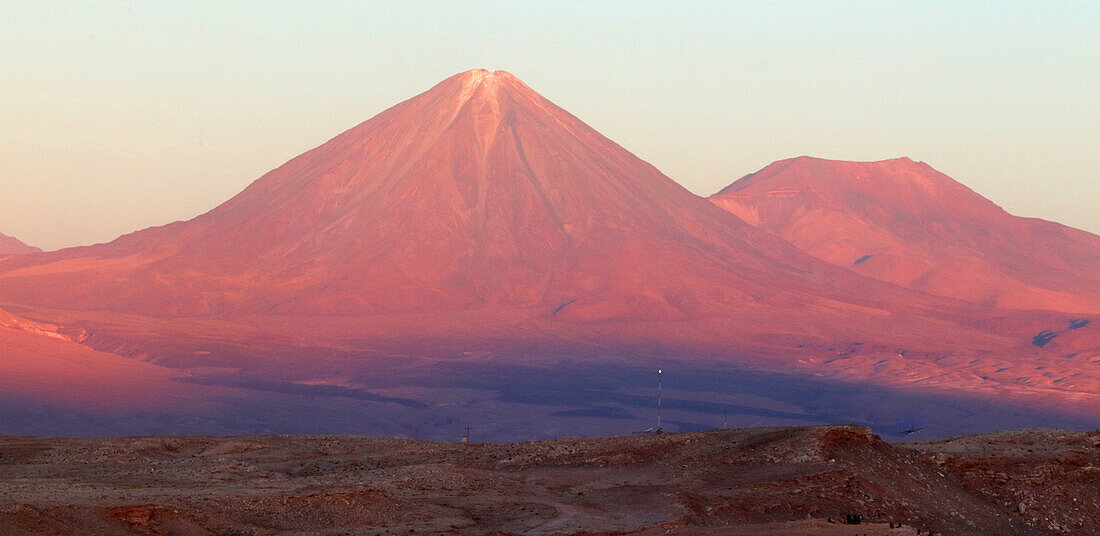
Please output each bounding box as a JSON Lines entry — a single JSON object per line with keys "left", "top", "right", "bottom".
{"left": 0, "top": 233, "right": 40, "bottom": 255}
{"left": 0, "top": 306, "right": 193, "bottom": 411}
{"left": 711, "top": 157, "right": 1100, "bottom": 313}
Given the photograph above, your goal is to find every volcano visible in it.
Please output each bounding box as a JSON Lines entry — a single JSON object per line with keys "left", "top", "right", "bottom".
{"left": 0, "top": 71, "right": 970, "bottom": 331}
{"left": 0, "top": 71, "right": 1096, "bottom": 437}
{"left": 0, "top": 233, "right": 40, "bottom": 255}
{"left": 710, "top": 156, "right": 1100, "bottom": 313}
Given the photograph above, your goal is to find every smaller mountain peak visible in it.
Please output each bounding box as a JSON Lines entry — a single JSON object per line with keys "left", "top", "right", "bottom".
{"left": 785, "top": 155, "right": 916, "bottom": 167}
{"left": 715, "top": 156, "right": 945, "bottom": 197}
{"left": 875, "top": 156, "right": 923, "bottom": 168}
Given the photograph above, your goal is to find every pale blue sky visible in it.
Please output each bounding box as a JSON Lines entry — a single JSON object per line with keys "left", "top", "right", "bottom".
{"left": 1, "top": 1, "right": 1097, "bottom": 250}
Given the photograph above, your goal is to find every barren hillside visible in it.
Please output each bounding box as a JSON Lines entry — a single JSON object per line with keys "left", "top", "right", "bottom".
{"left": 2, "top": 425, "right": 1097, "bottom": 535}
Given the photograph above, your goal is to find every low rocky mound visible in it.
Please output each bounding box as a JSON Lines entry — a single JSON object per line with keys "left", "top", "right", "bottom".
{"left": 1, "top": 425, "right": 1097, "bottom": 535}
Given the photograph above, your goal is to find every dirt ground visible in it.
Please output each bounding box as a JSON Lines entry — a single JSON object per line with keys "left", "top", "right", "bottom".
{"left": 1, "top": 425, "right": 1097, "bottom": 535}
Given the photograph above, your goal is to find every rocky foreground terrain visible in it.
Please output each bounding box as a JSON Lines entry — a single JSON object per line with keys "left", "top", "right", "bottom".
{"left": 1, "top": 425, "right": 1098, "bottom": 536}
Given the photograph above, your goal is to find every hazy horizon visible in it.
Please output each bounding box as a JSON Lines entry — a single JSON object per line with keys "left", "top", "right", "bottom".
{"left": 2, "top": 1, "right": 1097, "bottom": 251}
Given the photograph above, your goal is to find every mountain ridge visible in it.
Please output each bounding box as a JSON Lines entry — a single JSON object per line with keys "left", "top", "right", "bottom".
{"left": 710, "top": 156, "right": 1100, "bottom": 313}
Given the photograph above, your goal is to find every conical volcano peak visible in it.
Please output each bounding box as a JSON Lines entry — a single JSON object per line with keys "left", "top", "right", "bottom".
{"left": 3, "top": 66, "right": 821, "bottom": 318}
{"left": 444, "top": 69, "right": 539, "bottom": 108}
{"left": 447, "top": 69, "right": 521, "bottom": 91}
{"left": 452, "top": 69, "right": 509, "bottom": 103}
{"left": 455, "top": 68, "right": 519, "bottom": 84}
